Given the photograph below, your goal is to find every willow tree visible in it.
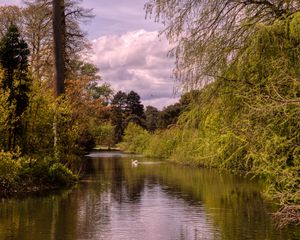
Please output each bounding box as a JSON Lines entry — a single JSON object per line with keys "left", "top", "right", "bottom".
{"left": 145, "top": 0, "right": 300, "bottom": 89}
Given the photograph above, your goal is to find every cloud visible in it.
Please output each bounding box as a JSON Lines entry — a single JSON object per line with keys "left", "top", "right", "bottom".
{"left": 1, "top": 0, "right": 178, "bottom": 109}
{"left": 90, "top": 30, "right": 179, "bottom": 109}
{"left": 0, "top": 0, "right": 23, "bottom": 6}
{"left": 81, "top": 0, "right": 161, "bottom": 38}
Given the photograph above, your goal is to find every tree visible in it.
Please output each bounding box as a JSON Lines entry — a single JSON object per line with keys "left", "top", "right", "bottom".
{"left": 144, "top": 105, "right": 159, "bottom": 132}
{"left": 0, "top": 25, "right": 31, "bottom": 151}
{"left": 0, "top": 6, "right": 23, "bottom": 37}
{"left": 125, "top": 91, "right": 144, "bottom": 126}
{"left": 0, "top": 1, "right": 93, "bottom": 86}
{"left": 145, "top": 0, "right": 300, "bottom": 89}
{"left": 93, "top": 123, "right": 114, "bottom": 149}
{"left": 112, "top": 91, "right": 127, "bottom": 109}
{"left": 111, "top": 91, "right": 127, "bottom": 143}
{"left": 110, "top": 91, "right": 146, "bottom": 143}
{"left": 53, "top": 0, "right": 66, "bottom": 96}
{"left": 23, "top": 1, "right": 53, "bottom": 83}
{"left": 158, "top": 103, "right": 182, "bottom": 129}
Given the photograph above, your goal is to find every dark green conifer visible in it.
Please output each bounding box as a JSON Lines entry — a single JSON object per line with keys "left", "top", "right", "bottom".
{"left": 0, "top": 24, "right": 31, "bottom": 151}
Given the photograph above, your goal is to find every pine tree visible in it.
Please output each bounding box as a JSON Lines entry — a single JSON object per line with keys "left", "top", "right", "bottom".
{"left": 125, "top": 91, "right": 144, "bottom": 127}
{"left": 0, "top": 24, "right": 31, "bottom": 151}
{"left": 111, "top": 91, "right": 127, "bottom": 143}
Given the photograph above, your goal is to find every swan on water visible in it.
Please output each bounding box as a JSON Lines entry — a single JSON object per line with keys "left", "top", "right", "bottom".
{"left": 131, "top": 159, "right": 139, "bottom": 166}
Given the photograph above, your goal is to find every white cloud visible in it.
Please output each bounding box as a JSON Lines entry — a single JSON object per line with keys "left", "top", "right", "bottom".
{"left": 90, "top": 30, "right": 179, "bottom": 109}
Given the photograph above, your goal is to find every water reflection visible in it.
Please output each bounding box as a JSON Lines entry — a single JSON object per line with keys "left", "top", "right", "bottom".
{"left": 0, "top": 151, "right": 299, "bottom": 240}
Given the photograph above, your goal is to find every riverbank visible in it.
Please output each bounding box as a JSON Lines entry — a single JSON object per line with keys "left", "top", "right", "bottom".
{"left": 118, "top": 123, "right": 300, "bottom": 228}
{"left": 0, "top": 151, "right": 78, "bottom": 198}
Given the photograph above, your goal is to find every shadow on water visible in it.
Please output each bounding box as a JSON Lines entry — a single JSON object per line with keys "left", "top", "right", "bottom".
{"left": 0, "top": 151, "right": 299, "bottom": 240}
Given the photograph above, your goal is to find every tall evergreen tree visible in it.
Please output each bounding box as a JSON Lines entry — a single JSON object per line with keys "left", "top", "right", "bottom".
{"left": 145, "top": 105, "right": 159, "bottom": 132}
{"left": 111, "top": 91, "right": 145, "bottom": 143}
{"left": 0, "top": 24, "right": 31, "bottom": 151}
{"left": 111, "top": 91, "right": 127, "bottom": 143}
{"left": 125, "top": 91, "right": 144, "bottom": 127}
{"left": 126, "top": 91, "right": 144, "bottom": 117}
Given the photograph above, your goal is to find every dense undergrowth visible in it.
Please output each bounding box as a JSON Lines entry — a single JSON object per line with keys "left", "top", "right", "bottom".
{"left": 0, "top": 82, "right": 92, "bottom": 196}
{"left": 119, "top": 15, "right": 300, "bottom": 227}
{"left": 0, "top": 24, "right": 97, "bottom": 197}
{"left": 0, "top": 151, "right": 78, "bottom": 197}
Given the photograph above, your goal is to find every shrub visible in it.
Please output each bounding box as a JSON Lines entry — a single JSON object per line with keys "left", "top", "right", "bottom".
{"left": 19, "top": 156, "right": 53, "bottom": 183}
{"left": 0, "top": 151, "right": 21, "bottom": 193}
{"left": 118, "top": 123, "right": 150, "bottom": 153}
{"left": 144, "top": 127, "right": 180, "bottom": 159}
{"left": 76, "top": 129, "right": 96, "bottom": 152}
{"left": 48, "top": 163, "right": 77, "bottom": 186}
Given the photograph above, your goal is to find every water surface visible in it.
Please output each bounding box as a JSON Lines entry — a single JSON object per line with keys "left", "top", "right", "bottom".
{"left": 0, "top": 151, "right": 299, "bottom": 240}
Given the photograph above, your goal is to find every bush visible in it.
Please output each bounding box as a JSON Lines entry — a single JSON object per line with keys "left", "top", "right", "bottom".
{"left": 76, "top": 129, "right": 96, "bottom": 152}
{"left": 19, "top": 156, "right": 53, "bottom": 183}
{"left": 0, "top": 151, "right": 21, "bottom": 193}
{"left": 48, "top": 163, "right": 77, "bottom": 186}
{"left": 144, "top": 127, "right": 180, "bottom": 159}
{"left": 118, "top": 123, "right": 150, "bottom": 153}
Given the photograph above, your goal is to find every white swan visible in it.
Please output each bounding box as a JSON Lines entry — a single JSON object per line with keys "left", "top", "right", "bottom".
{"left": 131, "top": 159, "right": 139, "bottom": 166}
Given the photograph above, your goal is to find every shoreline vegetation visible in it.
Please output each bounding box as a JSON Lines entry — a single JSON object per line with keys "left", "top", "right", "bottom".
{"left": 117, "top": 9, "right": 300, "bottom": 228}
{"left": 119, "top": 122, "right": 300, "bottom": 228}
{"left": 118, "top": 14, "right": 300, "bottom": 221}
{"left": 0, "top": 151, "right": 78, "bottom": 198}
{"left": 0, "top": 3, "right": 104, "bottom": 199}
{"left": 1, "top": 0, "right": 300, "bottom": 232}
{"left": 140, "top": 1, "right": 300, "bottom": 229}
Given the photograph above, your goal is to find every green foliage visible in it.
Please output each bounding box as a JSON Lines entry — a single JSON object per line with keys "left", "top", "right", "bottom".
{"left": 0, "top": 24, "right": 31, "bottom": 151}
{"left": 48, "top": 163, "right": 77, "bottom": 186}
{"left": 75, "top": 129, "right": 96, "bottom": 152}
{"left": 0, "top": 5, "right": 100, "bottom": 195}
{"left": 93, "top": 123, "right": 114, "bottom": 148}
{"left": 125, "top": 91, "right": 144, "bottom": 122}
{"left": 118, "top": 123, "right": 150, "bottom": 153}
{"left": 19, "top": 157, "right": 52, "bottom": 183}
{"left": 0, "top": 152, "right": 78, "bottom": 195}
{"left": 24, "top": 82, "right": 55, "bottom": 154}
{"left": 132, "top": 15, "right": 300, "bottom": 224}
{"left": 158, "top": 103, "right": 183, "bottom": 129}
{"left": 144, "top": 127, "right": 180, "bottom": 158}
{"left": 0, "top": 151, "right": 21, "bottom": 193}
{"left": 144, "top": 105, "right": 159, "bottom": 132}
{"left": 111, "top": 90, "right": 145, "bottom": 143}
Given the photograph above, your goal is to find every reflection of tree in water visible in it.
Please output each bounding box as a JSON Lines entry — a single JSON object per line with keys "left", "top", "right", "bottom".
{"left": 107, "top": 157, "right": 146, "bottom": 204}
{"left": 0, "top": 155, "right": 299, "bottom": 240}
{"left": 116, "top": 161, "right": 300, "bottom": 240}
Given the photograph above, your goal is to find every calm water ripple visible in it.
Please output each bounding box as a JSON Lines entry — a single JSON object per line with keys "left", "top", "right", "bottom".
{"left": 0, "top": 151, "right": 299, "bottom": 240}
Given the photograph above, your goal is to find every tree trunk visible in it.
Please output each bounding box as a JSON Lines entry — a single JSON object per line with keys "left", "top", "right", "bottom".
{"left": 52, "top": 0, "right": 66, "bottom": 158}
{"left": 52, "top": 0, "right": 65, "bottom": 97}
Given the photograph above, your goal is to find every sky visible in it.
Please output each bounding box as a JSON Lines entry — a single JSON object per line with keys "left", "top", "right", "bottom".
{"left": 0, "top": 0, "right": 179, "bottom": 109}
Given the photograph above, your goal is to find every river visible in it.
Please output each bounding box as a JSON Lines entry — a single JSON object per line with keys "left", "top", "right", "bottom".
{"left": 0, "top": 151, "right": 299, "bottom": 240}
